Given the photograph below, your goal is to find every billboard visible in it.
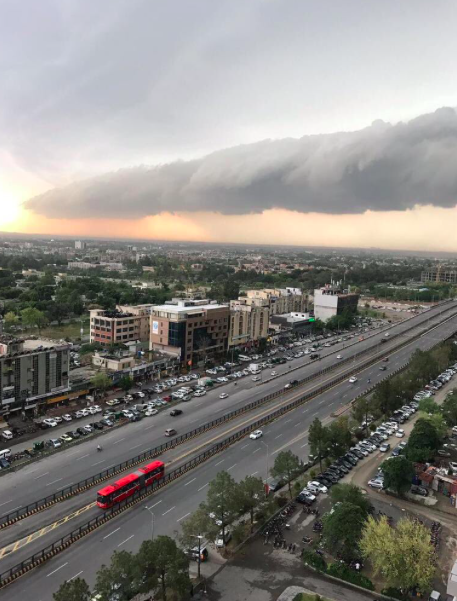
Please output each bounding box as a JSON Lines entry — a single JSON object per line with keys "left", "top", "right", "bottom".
{"left": 152, "top": 320, "right": 159, "bottom": 335}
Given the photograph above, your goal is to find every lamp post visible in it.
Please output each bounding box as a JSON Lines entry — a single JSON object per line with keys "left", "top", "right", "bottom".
{"left": 144, "top": 506, "right": 154, "bottom": 540}
{"left": 260, "top": 440, "right": 269, "bottom": 494}
{"left": 190, "top": 534, "right": 204, "bottom": 579}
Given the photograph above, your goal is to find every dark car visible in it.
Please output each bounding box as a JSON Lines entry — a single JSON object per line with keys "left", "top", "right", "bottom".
{"left": 336, "top": 459, "right": 352, "bottom": 470}
{"left": 70, "top": 430, "right": 81, "bottom": 439}
{"left": 100, "top": 418, "right": 113, "bottom": 427}
{"left": 130, "top": 414, "right": 142, "bottom": 422}
{"left": 92, "top": 422, "right": 104, "bottom": 430}
{"left": 322, "top": 472, "right": 339, "bottom": 483}
{"left": 316, "top": 477, "right": 332, "bottom": 487}
{"left": 296, "top": 493, "right": 314, "bottom": 505}
{"left": 269, "top": 480, "right": 284, "bottom": 492}
{"left": 344, "top": 454, "right": 358, "bottom": 466}
{"left": 76, "top": 427, "right": 88, "bottom": 436}
{"left": 410, "top": 485, "right": 428, "bottom": 497}
{"left": 0, "top": 458, "right": 11, "bottom": 469}
{"left": 170, "top": 409, "right": 183, "bottom": 417}
{"left": 379, "top": 366, "right": 387, "bottom": 371}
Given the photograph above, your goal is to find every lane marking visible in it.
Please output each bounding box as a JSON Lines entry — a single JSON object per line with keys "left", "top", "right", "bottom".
{"left": 177, "top": 512, "right": 190, "bottom": 522}
{"left": 145, "top": 425, "right": 155, "bottom": 430}
{"left": 118, "top": 535, "right": 134, "bottom": 547}
{"left": 76, "top": 454, "right": 90, "bottom": 461}
{"left": 46, "top": 478, "right": 62, "bottom": 487}
{"left": 47, "top": 563, "right": 68, "bottom": 577}
{"left": 184, "top": 478, "right": 196, "bottom": 487}
{"left": 284, "top": 419, "right": 292, "bottom": 424}
{"left": 103, "top": 527, "right": 121, "bottom": 540}
{"left": 162, "top": 506, "right": 175, "bottom": 516}
{"left": 253, "top": 448, "right": 261, "bottom": 454}
{"left": 34, "top": 472, "right": 49, "bottom": 480}
{"left": 92, "top": 460, "right": 105, "bottom": 467}
{"left": 241, "top": 444, "right": 249, "bottom": 450}
{"left": 198, "top": 483, "right": 209, "bottom": 492}
{"left": 148, "top": 500, "right": 162, "bottom": 509}
{"left": 129, "top": 443, "right": 142, "bottom": 450}
{"left": 294, "top": 423, "right": 301, "bottom": 428}
{"left": 251, "top": 471, "right": 258, "bottom": 476}
{"left": 274, "top": 434, "right": 282, "bottom": 439}
{"left": 113, "top": 438, "right": 126, "bottom": 445}
{"left": 227, "top": 464, "right": 236, "bottom": 471}
{"left": 0, "top": 500, "right": 13, "bottom": 508}
{"left": 301, "top": 443, "right": 308, "bottom": 448}
{"left": 69, "top": 571, "right": 83, "bottom": 581}
{"left": 215, "top": 460, "right": 224, "bottom": 466}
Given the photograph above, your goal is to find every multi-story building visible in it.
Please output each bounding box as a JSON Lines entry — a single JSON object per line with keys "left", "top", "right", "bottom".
{"left": 229, "top": 299, "right": 269, "bottom": 348}
{"left": 149, "top": 299, "right": 230, "bottom": 366}
{"left": 421, "top": 268, "right": 457, "bottom": 284}
{"left": 243, "top": 288, "right": 308, "bottom": 315}
{"left": 90, "top": 304, "right": 153, "bottom": 346}
{"left": 75, "top": 240, "right": 87, "bottom": 250}
{"left": 313, "top": 284, "right": 359, "bottom": 322}
{"left": 0, "top": 335, "right": 70, "bottom": 416}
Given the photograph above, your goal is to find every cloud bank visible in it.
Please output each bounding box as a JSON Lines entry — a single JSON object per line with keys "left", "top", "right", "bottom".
{"left": 26, "top": 107, "right": 457, "bottom": 219}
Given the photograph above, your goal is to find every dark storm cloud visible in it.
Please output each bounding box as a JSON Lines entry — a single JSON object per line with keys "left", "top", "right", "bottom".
{"left": 26, "top": 107, "right": 457, "bottom": 218}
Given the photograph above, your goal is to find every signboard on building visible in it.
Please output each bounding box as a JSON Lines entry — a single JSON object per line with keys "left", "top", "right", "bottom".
{"left": 152, "top": 320, "right": 159, "bottom": 335}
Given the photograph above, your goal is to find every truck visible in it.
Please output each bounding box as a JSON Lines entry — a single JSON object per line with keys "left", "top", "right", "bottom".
{"left": 249, "top": 363, "right": 261, "bottom": 374}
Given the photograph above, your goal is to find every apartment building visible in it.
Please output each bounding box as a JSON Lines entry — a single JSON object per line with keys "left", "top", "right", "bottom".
{"left": 243, "top": 287, "right": 308, "bottom": 315}
{"left": 229, "top": 298, "right": 269, "bottom": 348}
{"left": 75, "top": 240, "right": 87, "bottom": 250}
{"left": 90, "top": 304, "right": 153, "bottom": 346}
{"left": 421, "top": 268, "right": 457, "bottom": 284}
{"left": 0, "top": 336, "right": 70, "bottom": 415}
{"left": 313, "top": 284, "right": 359, "bottom": 322}
{"left": 149, "top": 299, "right": 230, "bottom": 366}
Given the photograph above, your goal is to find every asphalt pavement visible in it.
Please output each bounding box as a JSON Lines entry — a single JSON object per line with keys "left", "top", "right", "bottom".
{"left": 1, "top": 308, "right": 456, "bottom": 600}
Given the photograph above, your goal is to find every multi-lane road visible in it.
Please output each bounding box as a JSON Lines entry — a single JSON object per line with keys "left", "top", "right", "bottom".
{"left": 1, "top": 302, "right": 457, "bottom": 599}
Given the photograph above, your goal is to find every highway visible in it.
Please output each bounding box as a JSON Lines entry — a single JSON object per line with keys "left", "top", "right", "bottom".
{"left": 1, "top": 307, "right": 457, "bottom": 599}
{"left": 0, "top": 303, "right": 452, "bottom": 518}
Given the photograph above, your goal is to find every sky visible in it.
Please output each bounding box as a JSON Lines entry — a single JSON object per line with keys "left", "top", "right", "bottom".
{"left": 2, "top": 0, "right": 457, "bottom": 251}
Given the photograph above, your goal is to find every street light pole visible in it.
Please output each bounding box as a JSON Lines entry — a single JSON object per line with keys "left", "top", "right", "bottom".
{"left": 191, "top": 534, "right": 203, "bottom": 579}
{"left": 260, "top": 441, "right": 269, "bottom": 493}
{"left": 144, "top": 506, "right": 154, "bottom": 540}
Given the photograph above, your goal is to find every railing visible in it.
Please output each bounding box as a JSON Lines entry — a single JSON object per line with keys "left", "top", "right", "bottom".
{"left": 1, "top": 303, "right": 456, "bottom": 533}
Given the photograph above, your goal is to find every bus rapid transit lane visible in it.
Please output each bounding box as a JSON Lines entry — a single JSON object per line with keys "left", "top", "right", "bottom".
{"left": 0, "top": 305, "right": 455, "bottom": 538}
{"left": 2, "top": 312, "right": 456, "bottom": 577}
{"left": 2, "top": 311, "right": 455, "bottom": 601}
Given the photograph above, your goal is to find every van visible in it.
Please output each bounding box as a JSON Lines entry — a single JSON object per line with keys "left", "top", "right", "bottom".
{"left": 0, "top": 448, "right": 12, "bottom": 460}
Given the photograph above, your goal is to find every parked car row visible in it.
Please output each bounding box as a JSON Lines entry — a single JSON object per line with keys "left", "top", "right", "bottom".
{"left": 39, "top": 405, "right": 103, "bottom": 429}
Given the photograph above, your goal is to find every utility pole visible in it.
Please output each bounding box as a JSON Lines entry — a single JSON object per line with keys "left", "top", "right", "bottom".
{"left": 144, "top": 506, "right": 154, "bottom": 540}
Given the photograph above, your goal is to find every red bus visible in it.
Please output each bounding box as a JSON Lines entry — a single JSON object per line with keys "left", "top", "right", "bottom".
{"left": 96, "top": 460, "right": 165, "bottom": 509}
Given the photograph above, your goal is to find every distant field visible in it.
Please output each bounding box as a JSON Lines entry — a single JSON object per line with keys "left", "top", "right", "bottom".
{"left": 21, "top": 318, "right": 90, "bottom": 342}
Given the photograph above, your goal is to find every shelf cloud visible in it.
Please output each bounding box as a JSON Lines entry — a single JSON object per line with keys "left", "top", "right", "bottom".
{"left": 26, "top": 107, "right": 457, "bottom": 219}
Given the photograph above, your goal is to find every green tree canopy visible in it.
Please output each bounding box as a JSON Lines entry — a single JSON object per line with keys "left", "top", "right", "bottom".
{"left": 382, "top": 456, "right": 414, "bottom": 496}
{"left": 53, "top": 577, "right": 91, "bottom": 601}
{"left": 235, "top": 475, "right": 266, "bottom": 531}
{"left": 322, "top": 502, "right": 366, "bottom": 562}
{"left": 308, "top": 418, "right": 328, "bottom": 472}
{"left": 329, "top": 483, "right": 371, "bottom": 517}
{"left": 91, "top": 372, "right": 112, "bottom": 396}
{"left": 271, "top": 450, "right": 302, "bottom": 499}
{"left": 418, "top": 397, "right": 440, "bottom": 415}
{"left": 360, "top": 516, "right": 436, "bottom": 594}
{"left": 21, "top": 307, "right": 48, "bottom": 332}
{"left": 352, "top": 397, "right": 373, "bottom": 435}
{"left": 326, "top": 416, "right": 352, "bottom": 458}
{"left": 136, "top": 536, "right": 190, "bottom": 601}
{"left": 118, "top": 375, "right": 134, "bottom": 393}
{"left": 179, "top": 505, "right": 213, "bottom": 548}
{"left": 406, "top": 417, "right": 442, "bottom": 463}
{"left": 205, "top": 471, "right": 240, "bottom": 543}
{"left": 442, "top": 393, "right": 457, "bottom": 427}
{"left": 3, "top": 311, "right": 19, "bottom": 331}
{"left": 94, "top": 550, "right": 139, "bottom": 601}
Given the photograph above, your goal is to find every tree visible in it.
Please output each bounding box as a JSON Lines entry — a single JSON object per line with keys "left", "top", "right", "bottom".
{"left": 360, "top": 515, "right": 436, "bottom": 594}
{"left": 418, "top": 397, "right": 440, "bottom": 415}
{"left": 308, "top": 418, "right": 327, "bottom": 472}
{"left": 94, "top": 550, "right": 140, "bottom": 601}
{"left": 21, "top": 307, "right": 48, "bottom": 333}
{"left": 409, "top": 349, "right": 438, "bottom": 387}
{"left": 382, "top": 456, "right": 414, "bottom": 496}
{"left": 326, "top": 416, "right": 352, "bottom": 458}
{"left": 205, "top": 471, "right": 240, "bottom": 545}
{"left": 91, "top": 372, "right": 112, "bottom": 397}
{"left": 136, "top": 536, "right": 190, "bottom": 601}
{"left": 236, "top": 475, "right": 266, "bottom": 531}
{"left": 271, "top": 450, "right": 302, "bottom": 499}
{"left": 179, "top": 505, "right": 213, "bottom": 549}
{"left": 3, "top": 311, "right": 19, "bottom": 331}
{"left": 330, "top": 483, "right": 371, "bottom": 517}
{"left": 406, "top": 417, "right": 441, "bottom": 462}
{"left": 53, "top": 577, "right": 91, "bottom": 601}
{"left": 322, "top": 502, "right": 366, "bottom": 562}
{"left": 422, "top": 412, "right": 447, "bottom": 440}
{"left": 442, "top": 393, "right": 457, "bottom": 426}
{"left": 352, "top": 397, "right": 372, "bottom": 435}
{"left": 118, "top": 375, "right": 134, "bottom": 393}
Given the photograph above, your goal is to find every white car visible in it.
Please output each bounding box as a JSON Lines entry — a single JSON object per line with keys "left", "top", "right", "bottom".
{"left": 88, "top": 406, "right": 98, "bottom": 415}
{"left": 144, "top": 408, "right": 158, "bottom": 417}
{"left": 43, "top": 418, "right": 58, "bottom": 427}
{"left": 336, "top": 355, "right": 343, "bottom": 359}
{"left": 219, "top": 393, "right": 229, "bottom": 399}
{"left": 1, "top": 430, "right": 13, "bottom": 440}
{"left": 348, "top": 376, "right": 358, "bottom": 383}
{"left": 368, "top": 478, "right": 384, "bottom": 489}
{"left": 308, "top": 480, "right": 328, "bottom": 494}
{"left": 299, "top": 489, "right": 316, "bottom": 501}
{"left": 250, "top": 430, "right": 263, "bottom": 440}
{"left": 271, "top": 371, "right": 277, "bottom": 376}
{"left": 395, "top": 429, "right": 405, "bottom": 438}
{"left": 252, "top": 376, "right": 261, "bottom": 382}
{"left": 215, "top": 529, "right": 232, "bottom": 548}
{"left": 62, "top": 414, "right": 73, "bottom": 422}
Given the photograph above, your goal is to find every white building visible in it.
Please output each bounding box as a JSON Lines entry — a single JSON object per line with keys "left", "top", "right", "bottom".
{"left": 313, "top": 284, "right": 359, "bottom": 322}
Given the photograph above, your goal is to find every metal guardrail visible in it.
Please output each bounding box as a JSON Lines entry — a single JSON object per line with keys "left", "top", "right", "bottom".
{"left": 2, "top": 314, "right": 457, "bottom": 589}
{"left": 1, "top": 304, "right": 456, "bottom": 531}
